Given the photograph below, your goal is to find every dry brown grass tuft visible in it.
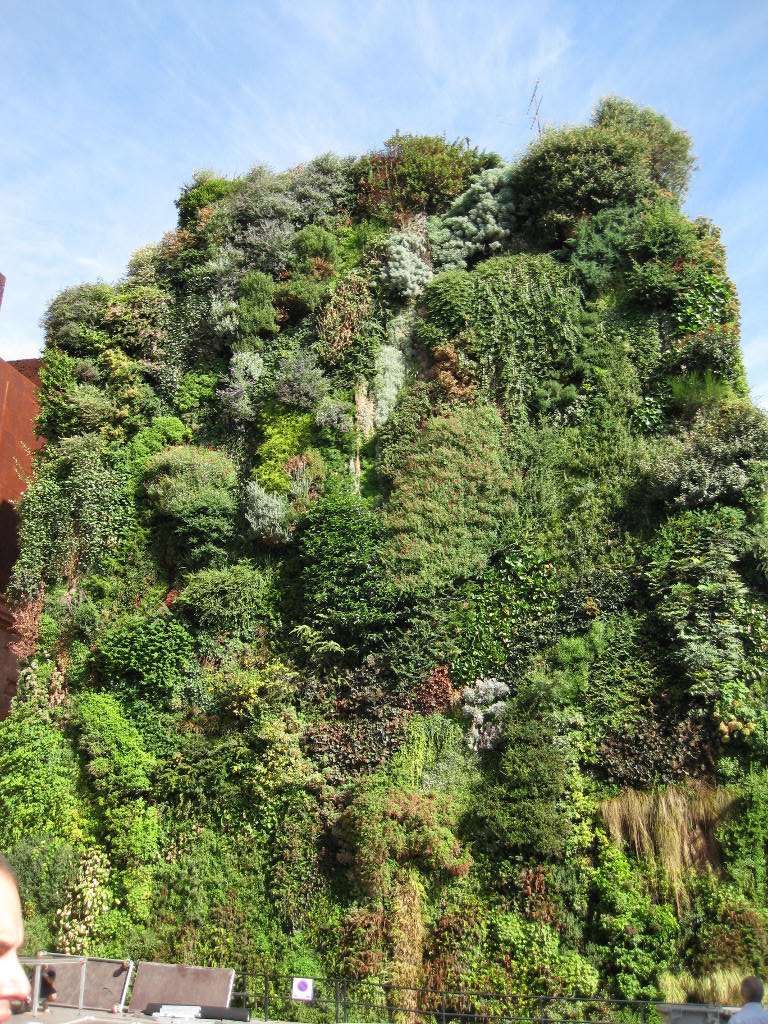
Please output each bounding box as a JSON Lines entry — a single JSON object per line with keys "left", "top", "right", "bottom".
{"left": 388, "top": 871, "right": 425, "bottom": 1023}
{"left": 600, "top": 782, "right": 736, "bottom": 898}
{"left": 658, "top": 967, "right": 742, "bottom": 1005}
{"left": 10, "top": 591, "right": 44, "bottom": 659}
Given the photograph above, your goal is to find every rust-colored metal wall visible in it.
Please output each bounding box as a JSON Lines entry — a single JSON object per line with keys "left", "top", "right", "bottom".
{"left": 8, "top": 358, "right": 42, "bottom": 389}
{"left": 0, "top": 357, "right": 43, "bottom": 577}
{"left": 0, "top": 356, "right": 43, "bottom": 716}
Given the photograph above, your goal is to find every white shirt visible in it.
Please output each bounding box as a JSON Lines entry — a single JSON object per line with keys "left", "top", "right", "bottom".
{"left": 730, "top": 1003, "right": 768, "bottom": 1024}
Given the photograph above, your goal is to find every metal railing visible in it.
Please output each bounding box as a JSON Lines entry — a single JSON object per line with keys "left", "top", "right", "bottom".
{"left": 20, "top": 952, "right": 134, "bottom": 1014}
{"left": 18, "top": 957, "right": 733, "bottom": 1024}
{"left": 230, "top": 973, "right": 656, "bottom": 1024}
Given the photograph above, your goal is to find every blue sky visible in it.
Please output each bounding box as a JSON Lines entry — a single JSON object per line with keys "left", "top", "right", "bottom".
{"left": 1, "top": 0, "right": 767, "bottom": 400}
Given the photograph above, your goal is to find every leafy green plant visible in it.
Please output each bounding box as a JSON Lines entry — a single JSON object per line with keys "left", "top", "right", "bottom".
{"left": 315, "top": 271, "right": 380, "bottom": 377}
{"left": 336, "top": 780, "right": 470, "bottom": 896}
{"left": 592, "top": 96, "right": 695, "bottom": 196}
{"left": 512, "top": 123, "right": 653, "bottom": 247}
{"left": 10, "top": 435, "right": 136, "bottom": 600}
{"left": 103, "top": 285, "right": 172, "bottom": 357}
{"left": 0, "top": 694, "right": 93, "bottom": 846}
{"left": 174, "top": 561, "right": 275, "bottom": 640}
{"left": 55, "top": 848, "right": 113, "bottom": 954}
{"left": 646, "top": 506, "right": 748, "bottom": 703}
{"left": 173, "top": 370, "right": 220, "bottom": 421}
{"left": 95, "top": 613, "right": 194, "bottom": 698}
{"left": 36, "top": 348, "right": 80, "bottom": 438}
{"left": 644, "top": 399, "right": 768, "bottom": 509}
{"left": 42, "top": 283, "right": 116, "bottom": 357}
{"left": 477, "top": 677, "right": 572, "bottom": 860}
{"left": 237, "top": 270, "right": 279, "bottom": 339}
{"left": 590, "top": 836, "right": 678, "bottom": 998}
{"left": 290, "top": 224, "right": 338, "bottom": 270}
{"left": 142, "top": 444, "right": 239, "bottom": 566}
{"left": 352, "top": 132, "right": 496, "bottom": 220}
{"left": 176, "top": 169, "right": 234, "bottom": 229}
{"left": 293, "top": 492, "right": 392, "bottom": 647}
{"left": 415, "top": 254, "right": 585, "bottom": 414}
{"left": 74, "top": 691, "right": 156, "bottom": 800}
{"left": 253, "top": 401, "right": 316, "bottom": 494}
{"left": 380, "top": 400, "right": 515, "bottom": 593}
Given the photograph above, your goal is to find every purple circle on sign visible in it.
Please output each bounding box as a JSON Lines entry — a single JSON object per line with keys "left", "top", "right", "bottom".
{"left": 298, "top": 981, "right": 308, "bottom": 992}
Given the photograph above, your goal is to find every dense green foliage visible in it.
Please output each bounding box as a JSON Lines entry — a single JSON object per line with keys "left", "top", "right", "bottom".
{"left": 5, "top": 98, "right": 768, "bottom": 1006}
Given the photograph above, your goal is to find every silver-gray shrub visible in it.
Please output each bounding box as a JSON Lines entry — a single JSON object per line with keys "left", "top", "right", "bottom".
{"left": 315, "top": 395, "right": 354, "bottom": 434}
{"left": 373, "top": 312, "right": 414, "bottom": 427}
{"left": 209, "top": 292, "right": 239, "bottom": 342}
{"left": 285, "top": 153, "right": 354, "bottom": 226}
{"left": 379, "top": 219, "right": 433, "bottom": 300}
{"left": 69, "top": 383, "right": 115, "bottom": 432}
{"left": 373, "top": 344, "right": 407, "bottom": 427}
{"left": 461, "top": 677, "right": 510, "bottom": 751}
{"left": 160, "top": 252, "right": 237, "bottom": 371}
{"left": 220, "top": 351, "right": 268, "bottom": 424}
{"left": 244, "top": 481, "right": 293, "bottom": 545}
{"left": 274, "top": 349, "right": 329, "bottom": 409}
{"left": 645, "top": 400, "right": 768, "bottom": 508}
{"left": 428, "top": 164, "right": 517, "bottom": 272}
{"left": 206, "top": 166, "right": 302, "bottom": 277}
{"left": 125, "top": 243, "right": 162, "bottom": 287}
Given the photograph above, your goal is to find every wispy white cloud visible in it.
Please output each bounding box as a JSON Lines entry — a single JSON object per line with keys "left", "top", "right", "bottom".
{"left": 0, "top": 0, "right": 766, "bottom": 402}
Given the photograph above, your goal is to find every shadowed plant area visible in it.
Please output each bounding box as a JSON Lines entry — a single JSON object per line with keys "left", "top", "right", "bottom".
{"left": 4, "top": 97, "right": 768, "bottom": 1002}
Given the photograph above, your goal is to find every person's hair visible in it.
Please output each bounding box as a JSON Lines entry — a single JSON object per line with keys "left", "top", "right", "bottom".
{"left": 742, "top": 977, "right": 765, "bottom": 1003}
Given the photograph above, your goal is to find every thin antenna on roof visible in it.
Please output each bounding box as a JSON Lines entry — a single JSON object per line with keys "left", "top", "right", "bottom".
{"left": 527, "top": 80, "right": 543, "bottom": 137}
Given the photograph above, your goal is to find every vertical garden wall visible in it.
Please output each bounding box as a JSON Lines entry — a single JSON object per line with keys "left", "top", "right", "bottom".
{"left": 3, "top": 102, "right": 768, "bottom": 1003}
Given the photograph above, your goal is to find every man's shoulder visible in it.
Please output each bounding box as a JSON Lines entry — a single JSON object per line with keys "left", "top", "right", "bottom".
{"left": 731, "top": 1004, "right": 768, "bottom": 1024}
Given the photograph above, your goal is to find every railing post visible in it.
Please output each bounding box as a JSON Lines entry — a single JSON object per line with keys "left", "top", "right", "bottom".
{"left": 78, "top": 957, "right": 87, "bottom": 1011}
{"left": 31, "top": 963, "right": 42, "bottom": 1014}
{"left": 263, "top": 973, "right": 269, "bottom": 1022}
{"left": 641, "top": 1003, "right": 647, "bottom": 1024}
{"left": 335, "top": 979, "right": 340, "bottom": 1024}
{"left": 441, "top": 992, "right": 446, "bottom": 1024}
{"left": 538, "top": 995, "right": 545, "bottom": 1024}
{"left": 343, "top": 979, "right": 348, "bottom": 1024}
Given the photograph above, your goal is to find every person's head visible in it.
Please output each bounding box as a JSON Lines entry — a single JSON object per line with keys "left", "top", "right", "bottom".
{"left": 742, "top": 977, "right": 765, "bottom": 1005}
{"left": 0, "top": 856, "right": 29, "bottom": 1023}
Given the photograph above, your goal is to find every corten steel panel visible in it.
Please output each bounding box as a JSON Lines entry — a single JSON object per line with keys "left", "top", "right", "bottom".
{"left": 128, "top": 962, "right": 234, "bottom": 1011}
{"left": 8, "top": 359, "right": 42, "bottom": 389}
{"left": 128, "top": 963, "right": 235, "bottom": 1013}
{"left": 0, "top": 357, "right": 42, "bottom": 503}
{"left": 0, "top": 358, "right": 43, "bottom": 593}
{"left": 0, "top": 501, "right": 19, "bottom": 593}
{"left": 44, "top": 958, "right": 131, "bottom": 1011}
